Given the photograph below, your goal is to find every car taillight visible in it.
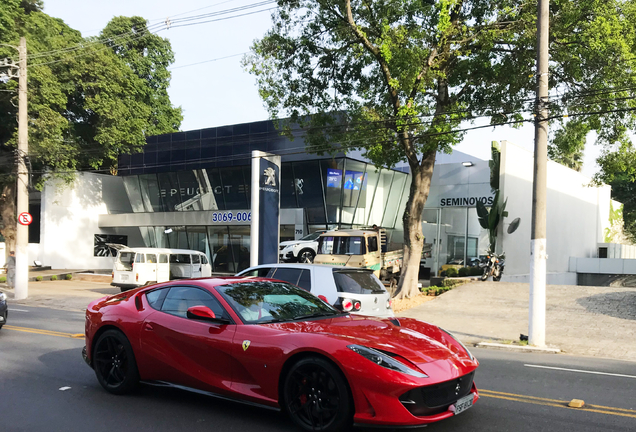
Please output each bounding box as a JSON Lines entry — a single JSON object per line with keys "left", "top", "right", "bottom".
{"left": 111, "top": 272, "right": 114, "bottom": 279}
{"left": 353, "top": 301, "right": 361, "bottom": 311}
{"left": 342, "top": 299, "right": 353, "bottom": 311}
{"left": 387, "top": 299, "right": 392, "bottom": 309}
{"left": 136, "top": 273, "right": 139, "bottom": 282}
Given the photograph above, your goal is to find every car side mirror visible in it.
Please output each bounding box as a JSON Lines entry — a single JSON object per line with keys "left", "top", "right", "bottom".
{"left": 186, "top": 305, "right": 230, "bottom": 324}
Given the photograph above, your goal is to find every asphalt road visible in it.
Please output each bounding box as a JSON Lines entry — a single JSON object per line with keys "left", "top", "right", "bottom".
{"left": 1, "top": 305, "right": 635, "bottom": 432}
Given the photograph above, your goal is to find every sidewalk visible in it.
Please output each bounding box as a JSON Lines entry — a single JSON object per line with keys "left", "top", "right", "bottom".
{"left": 401, "top": 281, "right": 636, "bottom": 362}
{"left": 0, "top": 280, "right": 119, "bottom": 311}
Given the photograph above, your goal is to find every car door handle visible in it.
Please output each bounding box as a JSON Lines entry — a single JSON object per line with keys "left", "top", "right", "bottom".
{"left": 143, "top": 323, "right": 154, "bottom": 331}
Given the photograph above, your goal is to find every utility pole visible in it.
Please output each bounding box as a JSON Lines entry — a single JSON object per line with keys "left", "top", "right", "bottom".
{"left": 529, "top": 0, "right": 549, "bottom": 346}
{"left": 14, "top": 36, "right": 29, "bottom": 300}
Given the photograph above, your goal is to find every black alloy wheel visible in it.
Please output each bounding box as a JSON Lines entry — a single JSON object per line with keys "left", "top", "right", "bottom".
{"left": 298, "top": 250, "right": 315, "bottom": 263}
{"left": 283, "top": 357, "right": 352, "bottom": 432}
{"left": 93, "top": 329, "right": 139, "bottom": 395}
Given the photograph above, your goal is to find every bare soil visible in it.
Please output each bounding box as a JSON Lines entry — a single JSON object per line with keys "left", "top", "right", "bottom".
{"left": 392, "top": 293, "right": 436, "bottom": 314}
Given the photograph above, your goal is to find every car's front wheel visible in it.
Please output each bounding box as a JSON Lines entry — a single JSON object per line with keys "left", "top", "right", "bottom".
{"left": 283, "top": 357, "right": 352, "bottom": 432}
{"left": 93, "top": 329, "right": 139, "bottom": 395}
{"left": 297, "top": 249, "right": 315, "bottom": 263}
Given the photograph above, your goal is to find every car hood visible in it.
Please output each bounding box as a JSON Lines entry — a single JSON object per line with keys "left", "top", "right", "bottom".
{"left": 279, "top": 240, "right": 315, "bottom": 247}
{"left": 270, "top": 314, "right": 474, "bottom": 367}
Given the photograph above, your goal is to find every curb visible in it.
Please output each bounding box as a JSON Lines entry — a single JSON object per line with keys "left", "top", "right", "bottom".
{"left": 475, "top": 342, "right": 561, "bottom": 354}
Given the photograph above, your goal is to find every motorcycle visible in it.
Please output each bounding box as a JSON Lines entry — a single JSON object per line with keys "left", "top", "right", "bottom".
{"left": 480, "top": 252, "right": 505, "bottom": 281}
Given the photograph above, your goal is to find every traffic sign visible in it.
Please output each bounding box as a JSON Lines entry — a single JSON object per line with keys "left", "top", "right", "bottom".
{"left": 18, "top": 212, "right": 32, "bottom": 226}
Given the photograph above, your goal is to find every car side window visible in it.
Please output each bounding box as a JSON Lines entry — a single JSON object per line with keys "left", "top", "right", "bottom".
{"left": 135, "top": 253, "right": 145, "bottom": 263}
{"left": 297, "top": 270, "right": 311, "bottom": 291}
{"left": 368, "top": 236, "right": 378, "bottom": 253}
{"left": 146, "top": 288, "right": 169, "bottom": 310}
{"left": 159, "top": 254, "right": 168, "bottom": 263}
{"left": 161, "top": 286, "right": 230, "bottom": 320}
{"left": 271, "top": 268, "right": 303, "bottom": 286}
{"left": 241, "top": 268, "right": 272, "bottom": 277}
{"left": 146, "top": 254, "right": 157, "bottom": 263}
{"left": 201, "top": 255, "right": 209, "bottom": 265}
{"left": 192, "top": 254, "right": 201, "bottom": 264}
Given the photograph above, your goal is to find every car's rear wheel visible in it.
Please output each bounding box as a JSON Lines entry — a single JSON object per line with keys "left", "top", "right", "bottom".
{"left": 297, "top": 249, "right": 315, "bottom": 263}
{"left": 93, "top": 329, "right": 139, "bottom": 395}
{"left": 283, "top": 357, "right": 352, "bottom": 432}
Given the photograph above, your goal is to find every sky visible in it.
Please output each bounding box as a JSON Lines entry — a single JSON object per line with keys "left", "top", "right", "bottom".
{"left": 43, "top": 0, "right": 602, "bottom": 178}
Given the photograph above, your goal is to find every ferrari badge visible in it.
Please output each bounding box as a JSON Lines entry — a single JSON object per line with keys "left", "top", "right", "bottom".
{"left": 242, "top": 340, "right": 251, "bottom": 351}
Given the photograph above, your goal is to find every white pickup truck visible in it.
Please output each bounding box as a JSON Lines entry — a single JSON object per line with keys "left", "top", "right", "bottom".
{"left": 313, "top": 229, "right": 403, "bottom": 289}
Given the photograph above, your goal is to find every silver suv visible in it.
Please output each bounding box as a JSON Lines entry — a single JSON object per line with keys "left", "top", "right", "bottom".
{"left": 278, "top": 231, "right": 326, "bottom": 263}
{"left": 236, "top": 263, "right": 394, "bottom": 318}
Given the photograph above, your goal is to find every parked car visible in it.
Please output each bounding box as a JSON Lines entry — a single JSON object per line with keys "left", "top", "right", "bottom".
{"left": 110, "top": 246, "right": 212, "bottom": 292}
{"left": 0, "top": 291, "right": 7, "bottom": 329}
{"left": 236, "top": 263, "right": 394, "bottom": 317}
{"left": 83, "top": 277, "right": 479, "bottom": 431}
{"left": 279, "top": 230, "right": 327, "bottom": 263}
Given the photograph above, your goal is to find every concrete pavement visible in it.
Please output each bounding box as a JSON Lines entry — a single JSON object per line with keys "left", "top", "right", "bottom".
{"left": 402, "top": 281, "right": 636, "bottom": 362}
{"left": 1, "top": 279, "right": 635, "bottom": 362}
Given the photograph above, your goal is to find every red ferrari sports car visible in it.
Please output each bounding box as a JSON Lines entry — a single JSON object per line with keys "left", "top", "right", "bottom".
{"left": 83, "top": 277, "right": 479, "bottom": 431}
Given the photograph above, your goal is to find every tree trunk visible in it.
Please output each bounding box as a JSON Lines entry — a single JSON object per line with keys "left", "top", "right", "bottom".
{"left": 0, "top": 183, "right": 17, "bottom": 256}
{"left": 394, "top": 151, "right": 436, "bottom": 299}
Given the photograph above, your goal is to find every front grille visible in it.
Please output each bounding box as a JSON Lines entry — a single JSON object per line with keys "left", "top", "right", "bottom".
{"left": 399, "top": 371, "right": 474, "bottom": 417}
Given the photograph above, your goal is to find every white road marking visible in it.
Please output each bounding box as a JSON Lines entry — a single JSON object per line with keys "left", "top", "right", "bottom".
{"left": 59, "top": 386, "right": 71, "bottom": 391}
{"left": 525, "top": 364, "right": 636, "bottom": 379}
{"left": 9, "top": 308, "right": 29, "bottom": 312}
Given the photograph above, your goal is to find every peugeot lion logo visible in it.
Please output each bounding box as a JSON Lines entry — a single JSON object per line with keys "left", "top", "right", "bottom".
{"left": 263, "top": 167, "right": 276, "bottom": 186}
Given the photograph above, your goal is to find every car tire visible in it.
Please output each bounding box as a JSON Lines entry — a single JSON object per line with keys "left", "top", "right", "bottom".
{"left": 297, "top": 249, "right": 315, "bottom": 263}
{"left": 283, "top": 356, "right": 352, "bottom": 432}
{"left": 92, "top": 329, "right": 140, "bottom": 395}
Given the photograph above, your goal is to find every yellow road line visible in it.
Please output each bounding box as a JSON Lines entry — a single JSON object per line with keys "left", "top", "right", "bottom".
{"left": 4, "top": 325, "right": 84, "bottom": 339}
{"left": 480, "top": 389, "right": 636, "bottom": 419}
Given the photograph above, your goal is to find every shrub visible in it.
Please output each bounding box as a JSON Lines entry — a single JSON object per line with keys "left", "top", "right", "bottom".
{"left": 445, "top": 267, "right": 458, "bottom": 277}
{"left": 65, "top": 274, "right": 73, "bottom": 280}
{"left": 458, "top": 267, "right": 469, "bottom": 277}
{"left": 51, "top": 275, "right": 58, "bottom": 281}
{"left": 470, "top": 267, "right": 484, "bottom": 276}
{"left": 0, "top": 276, "right": 5, "bottom": 283}
{"left": 36, "top": 276, "right": 43, "bottom": 281}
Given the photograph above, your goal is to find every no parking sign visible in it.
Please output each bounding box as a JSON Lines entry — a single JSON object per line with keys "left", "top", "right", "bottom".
{"left": 18, "top": 212, "right": 32, "bottom": 226}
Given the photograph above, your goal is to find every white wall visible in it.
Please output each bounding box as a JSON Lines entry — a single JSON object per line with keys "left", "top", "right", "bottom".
{"left": 500, "top": 141, "right": 612, "bottom": 277}
{"left": 40, "top": 172, "right": 141, "bottom": 270}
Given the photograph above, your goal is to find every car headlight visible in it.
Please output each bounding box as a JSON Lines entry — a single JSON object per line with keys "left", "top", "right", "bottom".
{"left": 348, "top": 344, "right": 427, "bottom": 378}
{"left": 0, "top": 292, "right": 6, "bottom": 302}
{"left": 439, "top": 327, "right": 474, "bottom": 361}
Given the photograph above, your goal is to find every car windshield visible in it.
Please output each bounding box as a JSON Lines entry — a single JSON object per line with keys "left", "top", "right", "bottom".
{"left": 216, "top": 281, "right": 339, "bottom": 324}
{"left": 333, "top": 270, "right": 386, "bottom": 294}
{"left": 317, "top": 236, "right": 366, "bottom": 255}
{"left": 299, "top": 232, "right": 322, "bottom": 241}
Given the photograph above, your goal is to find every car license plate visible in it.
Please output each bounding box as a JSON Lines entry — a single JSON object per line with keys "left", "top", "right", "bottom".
{"left": 453, "top": 394, "right": 473, "bottom": 415}
{"left": 121, "top": 274, "right": 128, "bottom": 281}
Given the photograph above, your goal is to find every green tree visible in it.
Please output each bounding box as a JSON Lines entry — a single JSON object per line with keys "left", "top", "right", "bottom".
{"left": 245, "top": 0, "right": 636, "bottom": 298}
{"left": 0, "top": 2, "right": 181, "bottom": 251}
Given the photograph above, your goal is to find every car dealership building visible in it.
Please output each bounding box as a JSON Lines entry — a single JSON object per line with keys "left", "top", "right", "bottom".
{"left": 27, "top": 118, "right": 621, "bottom": 284}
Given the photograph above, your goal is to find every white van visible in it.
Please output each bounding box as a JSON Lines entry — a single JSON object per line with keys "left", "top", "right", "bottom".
{"left": 110, "top": 247, "right": 212, "bottom": 291}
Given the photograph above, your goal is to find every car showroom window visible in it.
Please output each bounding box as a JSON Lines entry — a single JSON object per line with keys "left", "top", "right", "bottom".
{"left": 146, "top": 288, "right": 169, "bottom": 310}
{"left": 333, "top": 271, "right": 386, "bottom": 294}
{"left": 161, "top": 286, "right": 229, "bottom": 320}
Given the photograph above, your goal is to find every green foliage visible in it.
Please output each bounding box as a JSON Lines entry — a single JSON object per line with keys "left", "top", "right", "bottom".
{"left": 35, "top": 275, "right": 42, "bottom": 281}
{"left": 65, "top": 273, "right": 72, "bottom": 280}
{"left": 445, "top": 267, "right": 458, "bottom": 277}
{"left": 50, "top": 275, "right": 57, "bottom": 281}
{"left": 458, "top": 267, "right": 469, "bottom": 277}
{"left": 469, "top": 266, "right": 483, "bottom": 276}
{"left": 0, "top": 276, "right": 6, "bottom": 283}
{"left": 0, "top": 4, "right": 180, "bottom": 241}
